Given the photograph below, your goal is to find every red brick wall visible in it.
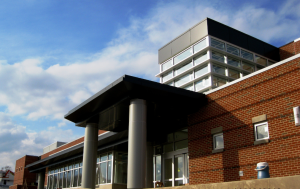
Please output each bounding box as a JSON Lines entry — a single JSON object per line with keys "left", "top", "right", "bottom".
{"left": 41, "top": 130, "right": 106, "bottom": 159}
{"left": 279, "top": 40, "right": 300, "bottom": 60}
{"left": 188, "top": 57, "right": 300, "bottom": 184}
{"left": 13, "top": 155, "right": 39, "bottom": 186}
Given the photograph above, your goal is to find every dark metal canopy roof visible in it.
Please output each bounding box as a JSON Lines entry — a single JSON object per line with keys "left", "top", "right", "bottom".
{"left": 64, "top": 75, "right": 207, "bottom": 132}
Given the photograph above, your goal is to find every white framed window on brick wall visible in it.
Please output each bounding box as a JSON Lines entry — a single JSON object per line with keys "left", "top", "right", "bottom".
{"left": 254, "top": 122, "right": 269, "bottom": 141}
{"left": 213, "top": 133, "right": 224, "bottom": 150}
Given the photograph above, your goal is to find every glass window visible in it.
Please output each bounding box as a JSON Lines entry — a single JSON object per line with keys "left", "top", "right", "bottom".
{"left": 226, "top": 44, "right": 240, "bottom": 56}
{"left": 108, "top": 153, "right": 112, "bottom": 160}
{"left": 268, "top": 60, "right": 276, "bottom": 65}
{"left": 162, "top": 71, "right": 173, "bottom": 82}
{"left": 101, "top": 155, "right": 108, "bottom": 162}
{"left": 195, "top": 77, "right": 209, "bottom": 91}
{"left": 255, "top": 55, "right": 267, "bottom": 66}
{"left": 78, "top": 168, "right": 82, "bottom": 186}
{"left": 174, "top": 73, "right": 192, "bottom": 87}
{"left": 241, "top": 50, "right": 253, "bottom": 61}
{"left": 228, "top": 69, "right": 240, "bottom": 79}
{"left": 184, "top": 84, "right": 194, "bottom": 91}
{"left": 194, "top": 38, "right": 207, "bottom": 52}
{"left": 100, "top": 162, "right": 107, "bottom": 184}
{"left": 175, "top": 61, "right": 192, "bottom": 76}
{"left": 194, "top": 52, "right": 208, "bottom": 65}
{"left": 174, "top": 48, "right": 193, "bottom": 64}
{"left": 67, "top": 171, "right": 71, "bottom": 188}
{"left": 107, "top": 161, "right": 112, "bottom": 183}
{"left": 59, "top": 173, "right": 63, "bottom": 189}
{"left": 164, "top": 158, "right": 172, "bottom": 180}
{"left": 213, "top": 133, "right": 224, "bottom": 150}
{"left": 213, "top": 77, "right": 227, "bottom": 87}
{"left": 174, "top": 140, "right": 188, "bottom": 151}
{"left": 242, "top": 62, "right": 254, "bottom": 72}
{"left": 154, "top": 155, "right": 161, "bottom": 181}
{"left": 211, "top": 38, "right": 225, "bottom": 50}
{"left": 212, "top": 65, "right": 226, "bottom": 75}
{"left": 255, "top": 122, "right": 269, "bottom": 140}
{"left": 174, "top": 130, "right": 188, "bottom": 141}
{"left": 63, "top": 172, "right": 67, "bottom": 188}
{"left": 167, "top": 133, "right": 173, "bottom": 142}
{"left": 166, "top": 82, "right": 173, "bottom": 86}
{"left": 73, "top": 169, "right": 78, "bottom": 187}
{"left": 53, "top": 174, "right": 57, "bottom": 189}
{"left": 256, "top": 66, "right": 264, "bottom": 71}
{"left": 195, "top": 65, "right": 208, "bottom": 78}
{"left": 114, "top": 152, "right": 128, "bottom": 184}
{"left": 211, "top": 51, "right": 225, "bottom": 63}
{"left": 154, "top": 146, "right": 162, "bottom": 155}
{"left": 163, "top": 143, "right": 173, "bottom": 153}
{"left": 162, "top": 59, "right": 173, "bottom": 71}
{"left": 227, "top": 57, "right": 240, "bottom": 67}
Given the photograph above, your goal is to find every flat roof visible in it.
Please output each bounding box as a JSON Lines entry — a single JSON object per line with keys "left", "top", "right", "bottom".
{"left": 64, "top": 75, "right": 206, "bottom": 125}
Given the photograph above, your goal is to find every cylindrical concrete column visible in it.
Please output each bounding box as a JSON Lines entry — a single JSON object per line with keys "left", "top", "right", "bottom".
{"left": 128, "top": 99, "right": 147, "bottom": 189}
{"left": 81, "top": 123, "right": 98, "bottom": 189}
{"left": 37, "top": 171, "right": 45, "bottom": 189}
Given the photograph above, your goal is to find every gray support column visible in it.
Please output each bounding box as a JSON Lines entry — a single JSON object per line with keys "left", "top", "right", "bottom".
{"left": 38, "top": 171, "right": 45, "bottom": 189}
{"left": 128, "top": 99, "right": 147, "bottom": 189}
{"left": 82, "top": 123, "right": 98, "bottom": 189}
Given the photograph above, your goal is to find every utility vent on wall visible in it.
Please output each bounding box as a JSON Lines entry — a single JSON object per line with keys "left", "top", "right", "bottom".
{"left": 43, "top": 141, "right": 67, "bottom": 154}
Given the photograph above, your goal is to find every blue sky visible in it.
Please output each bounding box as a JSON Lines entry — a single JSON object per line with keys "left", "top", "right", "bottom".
{"left": 0, "top": 0, "right": 299, "bottom": 170}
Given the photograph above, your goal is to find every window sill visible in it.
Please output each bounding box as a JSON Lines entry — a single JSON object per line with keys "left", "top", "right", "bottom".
{"left": 212, "top": 149, "right": 224, "bottom": 153}
{"left": 254, "top": 139, "right": 269, "bottom": 145}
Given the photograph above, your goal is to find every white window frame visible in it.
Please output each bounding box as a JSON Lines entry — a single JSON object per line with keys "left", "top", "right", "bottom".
{"left": 213, "top": 133, "right": 224, "bottom": 150}
{"left": 254, "top": 122, "right": 269, "bottom": 141}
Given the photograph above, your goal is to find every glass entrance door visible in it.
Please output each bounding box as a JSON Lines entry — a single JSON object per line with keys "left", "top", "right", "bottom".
{"left": 164, "top": 158, "right": 173, "bottom": 187}
{"left": 174, "top": 155, "right": 184, "bottom": 186}
{"left": 163, "top": 154, "right": 188, "bottom": 187}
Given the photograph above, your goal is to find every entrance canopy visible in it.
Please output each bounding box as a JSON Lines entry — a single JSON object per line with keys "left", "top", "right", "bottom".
{"left": 64, "top": 75, "right": 206, "bottom": 135}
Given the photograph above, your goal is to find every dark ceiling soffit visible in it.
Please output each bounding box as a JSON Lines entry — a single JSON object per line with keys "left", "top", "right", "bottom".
{"left": 29, "top": 139, "right": 128, "bottom": 173}
{"left": 26, "top": 132, "right": 116, "bottom": 170}
{"left": 64, "top": 75, "right": 204, "bottom": 123}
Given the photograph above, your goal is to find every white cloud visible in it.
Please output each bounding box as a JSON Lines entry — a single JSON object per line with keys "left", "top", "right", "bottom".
{"left": 0, "top": 113, "right": 78, "bottom": 170}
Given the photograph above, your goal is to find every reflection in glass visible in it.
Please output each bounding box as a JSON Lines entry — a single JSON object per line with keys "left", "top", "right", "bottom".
{"left": 67, "top": 171, "right": 71, "bottom": 188}
{"left": 164, "top": 181, "right": 172, "bottom": 187}
{"left": 194, "top": 53, "right": 207, "bottom": 65}
{"left": 242, "top": 62, "right": 254, "bottom": 72}
{"left": 194, "top": 39, "right": 207, "bottom": 52}
{"left": 174, "top": 48, "right": 193, "bottom": 64}
{"left": 73, "top": 169, "right": 78, "bottom": 187}
{"left": 114, "top": 152, "right": 128, "bottom": 184}
{"left": 78, "top": 168, "right": 82, "bottom": 186}
{"left": 53, "top": 174, "right": 57, "bottom": 189}
{"left": 63, "top": 172, "right": 67, "bottom": 188}
{"left": 256, "top": 124, "right": 268, "bottom": 139}
{"left": 164, "top": 158, "right": 172, "bottom": 179}
{"left": 227, "top": 57, "right": 240, "bottom": 67}
{"left": 100, "top": 162, "right": 107, "bottom": 184}
{"left": 228, "top": 69, "right": 240, "bottom": 79}
{"left": 184, "top": 84, "right": 194, "bottom": 91}
{"left": 241, "top": 50, "right": 253, "bottom": 61}
{"left": 226, "top": 44, "right": 240, "bottom": 56}
{"left": 175, "top": 62, "right": 192, "bottom": 76}
{"left": 195, "top": 77, "right": 209, "bottom": 91}
{"left": 175, "top": 73, "right": 192, "bottom": 87}
{"left": 96, "top": 164, "right": 100, "bottom": 185}
{"left": 211, "top": 38, "right": 225, "bottom": 50}
{"left": 59, "top": 173, "right": 63, "bottom": 188}
{"left": 107, "top": 161, "right": 112, "bottom": 183}
{"left": 213, "top": 77, "right": 227, "bottom": 87}
{"left": 162, "top": 60, "right": 173, "bottom": 71}
{"left": 213, "top": 65, "right": 226, "bottom": 75}
{"left": 175, "top": 140, "right": 188, "bottom": 151}
{"left": 175, "top": 180, "right": 184, "bottom": 186}
{"left": 195, "top": 65, "right": 208, "bottom": 78}
{"left": 162, "top": 71, "right": 173, "bottom": 82}
{"left": 214, "top": 134, "right": 224, "bottom": 149}
{"left": 174, "top": 130, "right": 188, "bottom": 141}
{"left": 211, "top": 51, "right": 225, "bottom": 63}
{"left": 163, "top": 143, "right": 173, "bottom": 153}
{"left": 255, "top": 55, "right": 267, "bottom": 66}
{"left": 174, "top": 156, "right": 183, "bottom": 178}
{"left": 155, "top": 156, "right": 161, "bottom": 181}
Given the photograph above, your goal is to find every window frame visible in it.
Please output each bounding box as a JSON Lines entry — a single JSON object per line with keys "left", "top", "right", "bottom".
{"left": 254, "top": 122, "right": 269, "bottom": 141}
{"left": 213, "top": 133, "right": 224, "bottom": 150}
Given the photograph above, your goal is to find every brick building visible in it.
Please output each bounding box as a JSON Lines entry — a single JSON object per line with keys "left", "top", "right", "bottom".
{"left": 12, "top": 18, "right": 300, "bottom": 189}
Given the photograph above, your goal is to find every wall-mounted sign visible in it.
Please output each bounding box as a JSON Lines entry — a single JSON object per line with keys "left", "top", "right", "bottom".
{"left": 293, "top": 106, "right": 300, "bottom": 126}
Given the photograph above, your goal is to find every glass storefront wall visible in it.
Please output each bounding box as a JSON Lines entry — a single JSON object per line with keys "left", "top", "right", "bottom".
{"left": 153, "top": 129, "right": 189, "bottom": 187}
{"left": 47, "top": 151, "right": 128, "bottom": 189}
